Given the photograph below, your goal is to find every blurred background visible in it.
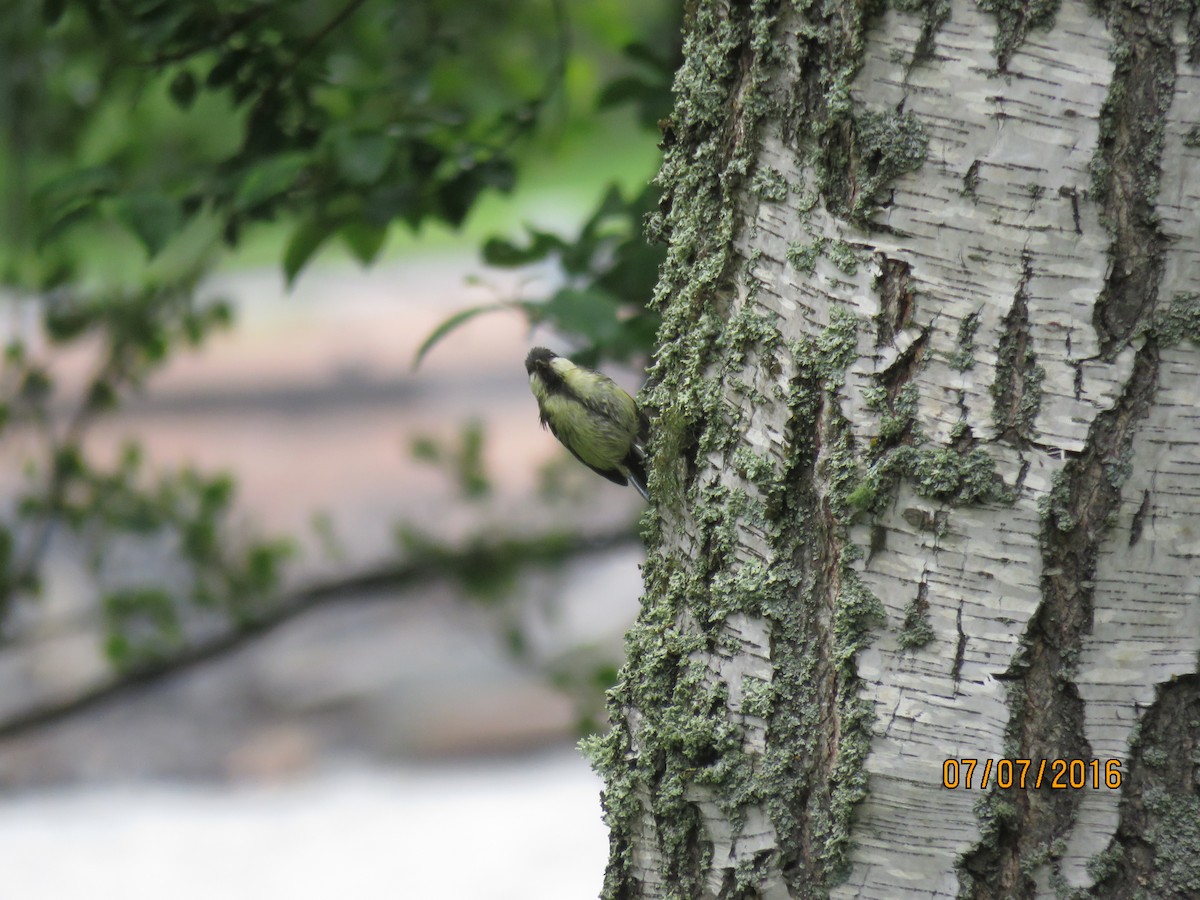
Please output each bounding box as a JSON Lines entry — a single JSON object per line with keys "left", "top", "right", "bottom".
{"left": 0, "top": 1, "right": 679, "bottom": 896}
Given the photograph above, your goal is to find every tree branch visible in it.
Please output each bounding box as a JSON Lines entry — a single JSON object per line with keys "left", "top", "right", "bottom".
{"left": 141, "top": 6, "right": 273, "bottom": 66}
{"left": 270, "top": 0, "right": 372, "bottom": 91}
{"left": 0, "top": 526, "right": 640, "bottom": 740}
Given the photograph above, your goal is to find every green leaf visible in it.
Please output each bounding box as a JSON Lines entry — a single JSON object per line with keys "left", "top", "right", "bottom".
{"left": 241, "top": 539, "right": 293, "bottom": 597}
{"left": 535, "top": 288, "right": 622, "bottom": 345}
{"left": 340, "top": 220, "right": 387, "bottom": 264}
{"left": 332, "top": 133, "right": 394, "bottom": 186}
{"left": 363, "top": 180, "right": 418, "bottom": 227}
{"left": 117, "top": 191, "right": 181, "bottom": 257}
{"left": 437, "top": 171, "right": 483, "bottom": 227}
{"left": 599, "top": 50, "right": 674, "bottom": 127}
{"left": 206, "top": 49, "right": 247, "bottom": 89}
{"left": 615, "top": 312, "right": 661, "bottom": 355}
{"left": 37, "top": 165, "right": 119, "bottom": 203}
{"left": 42, "top": 0, "right": 67, "bottom": 26}
{"left": 44, "top": 301, "right": 93, "bottom": 342}
{"left": 53, "top": 444, "right": 83, "bottom": 479}
{"left": 410, "top": 436, "right": 442, "bottom": 463}
{"left": 86, "top": 378, "right": 118, "bottom": 412}
{"left": 169, "top": 70, "right": 197, "bottom": 109}
{"left": 437, "top": 159, "right": 515, "bottom": 227}
{"left": 35, "top": 165, "right": 119, "bottom": 245}
{"left": 457, "top": 419, "right": 490, "bottom": 500}
{"left": 283, "top": 218, "right": 334, "bottom": 286}
{"left": 235, "top": 154, "right": 309, "bottom": 211}
{"left": 102, "top": 588, "right": 181, "bottom": 670}
{"left": 581, "top": 184, "right": 629, "bottom": 236}
{"left": 20, "top": 368, "right": 54, "bottom": 403}
{"left": 623, "top": 41, "right": 670, "bottom": 70}
{"left": 481, "top": 229, "right": 566, "bottom": 267}
{"left": 594, "top": 237, "right": 664, "bottom": 301}
{"left": 475, "top": 157, "right": 516, "bottom": 192}
{"left": 199, "top": 471, "right": 235, "bottom": 510}
{"left": 412, "top": 303, "right": 509, "bottom": 370}
{"left": 105, "top": 633, "right": 132, "bottom": 668}
{"left": 597, "top": 75, "right": 654, "bottom": 110}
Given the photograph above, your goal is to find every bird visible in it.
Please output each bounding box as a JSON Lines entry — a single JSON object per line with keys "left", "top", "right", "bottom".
{"left": 524, "top": 347, "right": 649, "bottom": 501}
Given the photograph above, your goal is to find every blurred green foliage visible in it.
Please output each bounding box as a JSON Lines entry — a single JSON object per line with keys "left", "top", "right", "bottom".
{"left": 483, "top": 180, "right": 664, "bottom": 368}
{"left": 414, "top": 179, "right": 666, "bottom": 369}
{"left": 3, "top": 0, "right": 678, "bottom": 288}
{"left": 411, "top": 419, "right": 492, "bottom": 501}
{"left": 0, "top": 0, "right": 678, "bottom": 676}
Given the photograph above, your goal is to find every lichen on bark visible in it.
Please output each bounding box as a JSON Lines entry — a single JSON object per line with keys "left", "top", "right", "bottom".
{"left": 585, "top": 1, "right": 802, "bottom": 896}
{"left": 587, "top": 0, "right": 921, "bottom": 892}
{"left": 590, "top": 0, "right": 1200, "bottom": 896}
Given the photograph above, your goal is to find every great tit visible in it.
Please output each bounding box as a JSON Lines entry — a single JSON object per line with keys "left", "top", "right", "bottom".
{"left": 525, "top": 347, "right": 649, "bottom": 501}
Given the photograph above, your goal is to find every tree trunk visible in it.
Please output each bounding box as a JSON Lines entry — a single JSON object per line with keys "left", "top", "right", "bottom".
{"left": 584, "top": 0, "right": 1200, "bottom": 897}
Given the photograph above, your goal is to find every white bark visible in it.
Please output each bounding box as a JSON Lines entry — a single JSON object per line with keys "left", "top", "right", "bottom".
{"left": 743, "top": 0, "right": 1197, "bottom": 894}
{"left": 602, "top": 0, "right": 1200, "bottom": 895}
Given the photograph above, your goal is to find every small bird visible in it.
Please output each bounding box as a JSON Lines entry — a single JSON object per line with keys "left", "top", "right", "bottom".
{"left": 525, "top": 347, "right": 649, "bottom": 500}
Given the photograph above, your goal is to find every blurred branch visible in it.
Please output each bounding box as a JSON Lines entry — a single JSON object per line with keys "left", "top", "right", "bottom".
{"left": 5, "top": 353, "right": 122, "bottom": 620}
{"left": 479, "top": 0, "right": 571, "bottom": 161}
{"left": 269, "top": 0, "right": 372, "bottom": 91}
{"left": 142, "top": 6, "right": 273, "bottom": 66}
{"left": 0, "top": 525, "right": 641, "bottom": 741}
{"left": 1, "top": 281, "right": 233, "bottom": 630}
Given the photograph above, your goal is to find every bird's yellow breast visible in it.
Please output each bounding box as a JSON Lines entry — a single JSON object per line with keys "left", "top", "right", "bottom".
{"left": 541, "top": 391, "right": 634, "bottom": 469}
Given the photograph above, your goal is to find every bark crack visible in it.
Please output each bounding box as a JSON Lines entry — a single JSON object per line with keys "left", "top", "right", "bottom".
{"left": 873, "top": 254, "right": 915, "bottom": 348}
{"left": 1057, "top": 185, "right": 1083, "bottom": 235}
{"left": 960, "top": 340, "right": 1161, "bottom": 898}
{"left": 953, "top": 599, "right": 967, "bottom": 687}
{"left": 959, "top": 5, "right": 1179, "bottom": 882}
{"left": 1128, "top": 489, "right": 1151, "bottom": 547}
{"left": 991, "top": 251, "right": 1043, "bottom": 446}
{"left": 1089, "top": 0, "right": 1176, "bottom": 358}
{"left": 1088, "top": 675, "right": 1200, "bottom": 898}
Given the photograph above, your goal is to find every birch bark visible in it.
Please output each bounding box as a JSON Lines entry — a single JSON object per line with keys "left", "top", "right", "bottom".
{"left": 586, "top": 1, "right": 1200, "bottom": 897}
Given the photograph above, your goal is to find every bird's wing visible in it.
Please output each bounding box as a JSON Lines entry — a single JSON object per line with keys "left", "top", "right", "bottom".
{"left": 547, "top": 419, "right": 630, "bottom": 487}
{"left": 578, "top": 375, "right": 637, "bottom": 427}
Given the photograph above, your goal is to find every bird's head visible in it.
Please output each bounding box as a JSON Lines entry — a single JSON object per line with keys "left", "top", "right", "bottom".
{"left": 526, "top": 347, "right": 572, "bottom": 400}
{"left": 525, "top": 346, "right": 558, "bottom": 376}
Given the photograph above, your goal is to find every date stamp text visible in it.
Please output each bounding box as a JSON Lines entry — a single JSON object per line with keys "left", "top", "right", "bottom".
{"left": 942, "top": 758, "right": 1122, "bottom": 790}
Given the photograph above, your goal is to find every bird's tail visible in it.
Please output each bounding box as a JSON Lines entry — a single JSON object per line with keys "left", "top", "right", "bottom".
{"left": 629, "top": 470, "right": 650, "bottom": 502}
{"left": 628, "top": 412, "right": 651, "bottom": 502}
{"left": 627, "top": 444, "right": 650, "bottom": 502}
